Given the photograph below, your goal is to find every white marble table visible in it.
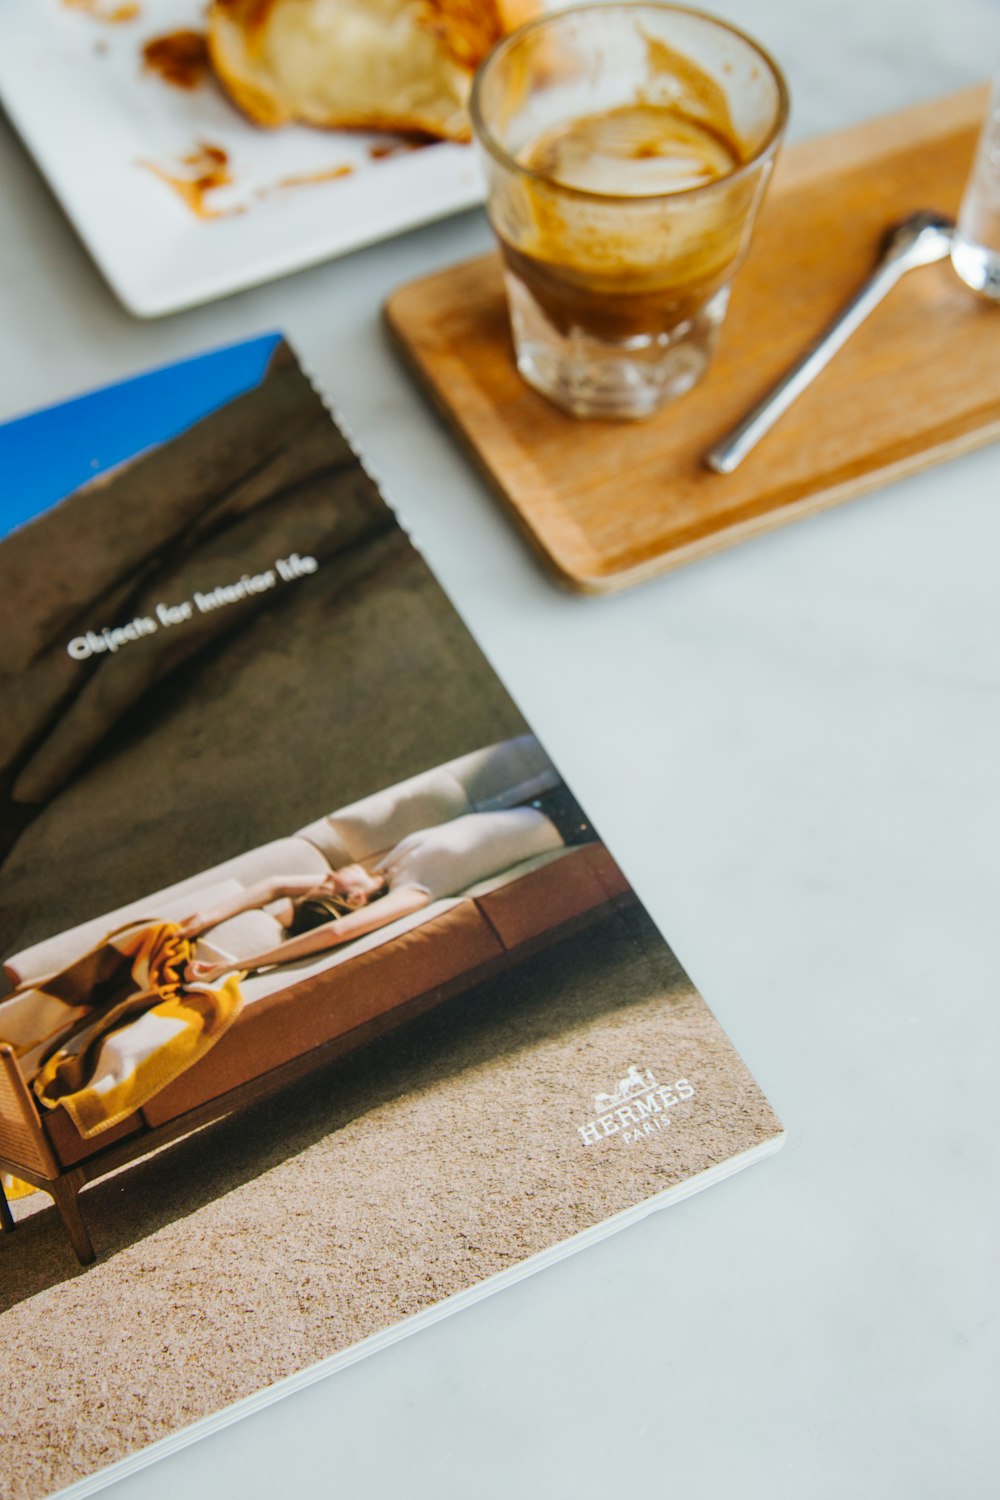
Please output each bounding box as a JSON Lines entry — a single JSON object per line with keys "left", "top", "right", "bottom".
{"left": 2, "top": 1, "right": 998, "bottom": 1496}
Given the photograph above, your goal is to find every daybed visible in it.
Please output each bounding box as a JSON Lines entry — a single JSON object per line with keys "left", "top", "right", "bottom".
{"left": 0, "top": 736, "right": 630, "bottom": 1264}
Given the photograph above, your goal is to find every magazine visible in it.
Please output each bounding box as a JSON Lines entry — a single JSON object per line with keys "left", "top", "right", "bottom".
{"left": 0, "top": 334, "right": 783, "bottom": 1500}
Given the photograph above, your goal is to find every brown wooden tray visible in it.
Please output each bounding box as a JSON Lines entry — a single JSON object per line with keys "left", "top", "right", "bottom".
{"left": 386, "top": 86, "right": 999, "bottom": 593}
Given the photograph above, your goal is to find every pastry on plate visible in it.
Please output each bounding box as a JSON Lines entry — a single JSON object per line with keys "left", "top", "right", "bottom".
{"left": 207, "top": 0, "right": 538, "bottom": 142}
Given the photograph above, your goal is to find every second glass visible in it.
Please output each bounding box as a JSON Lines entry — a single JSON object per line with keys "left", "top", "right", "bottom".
{"left": 951, "top": 75, "right": 1000, "bottom": 300}
{"left": 471, "top": 3, "right": 789, "bottom": 421}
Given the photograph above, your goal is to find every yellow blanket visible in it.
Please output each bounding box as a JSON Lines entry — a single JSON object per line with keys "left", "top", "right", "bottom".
{"left": 1, "top": 920, "right": 242, "bottom": 1200}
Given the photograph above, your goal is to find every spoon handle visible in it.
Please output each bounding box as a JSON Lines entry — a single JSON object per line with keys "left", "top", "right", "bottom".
{"left": 704, "top": 254, "right": 908, "bottom": 475}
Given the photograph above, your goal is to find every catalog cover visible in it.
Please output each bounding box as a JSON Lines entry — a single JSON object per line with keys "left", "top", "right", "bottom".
{"left": 0, "top": 334, "right": 783, "bottom": 1500}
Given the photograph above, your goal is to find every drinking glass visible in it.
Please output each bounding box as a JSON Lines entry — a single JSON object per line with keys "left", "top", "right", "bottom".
{"left": 470, "top": 2, "right": 789, "bottom": 420}
{"left": 951, "top": 75, "right": 1000, "bottom": 300}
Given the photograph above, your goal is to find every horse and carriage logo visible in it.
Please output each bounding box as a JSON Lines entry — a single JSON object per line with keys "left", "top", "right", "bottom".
{"left": 577, "top": 1063, "right": 695, "bottom": 1146}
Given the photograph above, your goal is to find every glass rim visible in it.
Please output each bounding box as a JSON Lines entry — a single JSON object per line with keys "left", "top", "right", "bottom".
{"left": 469, "top": 0, "right": 790, "bottom": 207}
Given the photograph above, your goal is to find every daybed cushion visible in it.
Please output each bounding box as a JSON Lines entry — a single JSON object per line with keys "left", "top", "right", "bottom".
{"left": 472, "top": 843, "right": 630, "bottom": 948}
{"left": 291, "top": 816, "right": 354, "bottom": 869}
{"left": 450, "top": 736, "right": 560, "bottom": 811}
{"left": 326, "top": 767, "right": 473, "bottom": 861}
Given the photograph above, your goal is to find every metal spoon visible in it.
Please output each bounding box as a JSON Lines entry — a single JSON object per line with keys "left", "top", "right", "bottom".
{"left": 704, "top": 210, "right": 955, "bottom": 475}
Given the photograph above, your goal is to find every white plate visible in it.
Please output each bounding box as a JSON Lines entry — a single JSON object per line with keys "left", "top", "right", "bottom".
{"left": 0, "top": 0, "right": 487, "bottom": 317}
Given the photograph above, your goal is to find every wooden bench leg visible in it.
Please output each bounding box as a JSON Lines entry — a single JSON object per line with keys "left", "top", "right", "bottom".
{"left": 51, "top": 1172, "right": 96, "bottom": 1265}
{"left": 0, "top": 1178, "right": 14, "bottom": 1234}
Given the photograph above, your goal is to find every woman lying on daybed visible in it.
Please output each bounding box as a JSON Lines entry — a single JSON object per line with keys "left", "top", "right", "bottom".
{"left": 184, "top": 801, "right": 589, "bottom": 985}
{"left": 0, "top": 799, "right": 592, "bottom": 1156}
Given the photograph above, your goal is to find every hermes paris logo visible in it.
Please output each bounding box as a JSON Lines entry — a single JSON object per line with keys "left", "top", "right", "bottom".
{"left": 577, "top": 1065, "right": 695, "bottom": 1147}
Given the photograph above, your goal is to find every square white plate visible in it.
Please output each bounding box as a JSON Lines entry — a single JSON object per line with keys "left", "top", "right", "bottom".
{"left": 0, "top": 0, "right": 488, "bottom": 317}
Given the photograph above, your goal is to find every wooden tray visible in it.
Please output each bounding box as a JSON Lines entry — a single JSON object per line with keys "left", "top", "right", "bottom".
{"left": 386, "top": 86, "right": 1000, "bottom": 593}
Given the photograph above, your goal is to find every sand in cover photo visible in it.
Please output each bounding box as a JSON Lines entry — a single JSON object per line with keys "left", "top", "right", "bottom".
{"left": 0, "top": 338, "right": 780, "bottom": 1500}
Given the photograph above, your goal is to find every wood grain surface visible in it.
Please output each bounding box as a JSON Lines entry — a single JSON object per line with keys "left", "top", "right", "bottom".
{"left": 386, "top": 86, "right": 997, "bottom": 592}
